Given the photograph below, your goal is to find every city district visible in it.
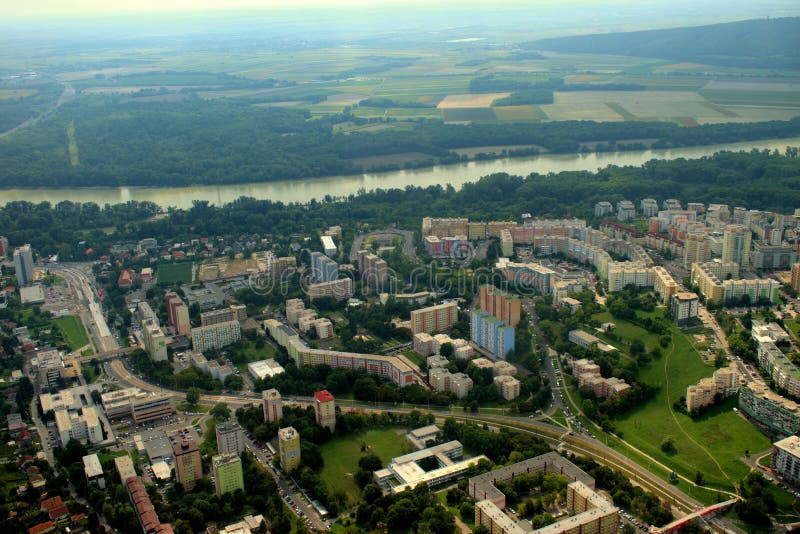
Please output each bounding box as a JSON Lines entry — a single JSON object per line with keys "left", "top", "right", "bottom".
{"left": 2, "top": 198, "right": 800, "bottom": 534}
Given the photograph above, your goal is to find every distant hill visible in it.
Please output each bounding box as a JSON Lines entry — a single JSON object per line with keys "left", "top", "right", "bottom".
{"left": 525, "top": 17, "right": 800, "bottom": 69}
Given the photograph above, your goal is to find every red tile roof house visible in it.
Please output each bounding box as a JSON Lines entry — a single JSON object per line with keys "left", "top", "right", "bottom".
{"left": 40, "top": 495, "right": 69, "bottom": 521}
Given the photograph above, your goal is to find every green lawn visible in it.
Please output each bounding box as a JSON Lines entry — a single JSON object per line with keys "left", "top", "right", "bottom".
{"left": 319, "top": 428, "right": 409, "bottom": 506}
{"left": 230, "top": 340, "right": 279, "bottom": 373}
{"left": 402, "top": 349, "right": 423, "bottom": 366}
{"left": 785, "top": 319, "right": 800, "bottom": 340}
{"left": 53, "top": 315, "right": 90, "bottom": 351}
{"left": 613, "top": 326, "right": 771, "bottom": 491}
{"left": 548, "top": 407, "right": 568, "bottom": 428}
{"left": 157, "top": 262, "right": 194, "bottom": 284}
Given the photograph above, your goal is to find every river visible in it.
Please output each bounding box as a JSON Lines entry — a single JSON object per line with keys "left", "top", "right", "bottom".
{"left": 2, "top": 137, "right": 798, "bottom": 209}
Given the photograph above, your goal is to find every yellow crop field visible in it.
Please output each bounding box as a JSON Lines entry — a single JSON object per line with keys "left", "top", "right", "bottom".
{"left": 437, "top": 93, "right": 510, "bottom": 108}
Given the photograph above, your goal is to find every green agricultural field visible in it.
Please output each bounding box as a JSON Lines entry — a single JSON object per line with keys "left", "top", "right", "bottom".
{"left": 157, "top": 262, "right": 194, "bottom": 284}
{"left": 443, "top": 107, "right": 496, "bottom": 122}
{"left": 493, "top": 105, "right": 548, "bottom": 121}
{"left": 320, "top": 428, "right": 409, "bottom": 505}
{"left": 54, "top": 315, "right": 90, "bottom": 351}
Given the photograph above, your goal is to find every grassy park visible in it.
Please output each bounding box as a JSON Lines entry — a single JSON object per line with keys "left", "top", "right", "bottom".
{"left": 584, "top": 311, "right": 771, "bottom": 491}
{"left": 319, "top": 428, "right": 409, "bottom": 505}
{"left": 53, "top": 315, "right": 90, "bottom": 351}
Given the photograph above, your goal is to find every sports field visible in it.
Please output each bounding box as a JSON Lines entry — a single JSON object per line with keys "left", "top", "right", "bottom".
{"left": 319, "top": 428, "right": 409, "bottom": 504}
{"left": 157, "top": 262, "right": 194, "bottom": 284}
{"left": 54, "top": 315, "right": 90, "bottom": 351}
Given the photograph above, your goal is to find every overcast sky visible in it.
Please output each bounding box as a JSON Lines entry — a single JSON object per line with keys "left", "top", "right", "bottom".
{"left": 8, "top": 0, "right": 797, "bottom": 17}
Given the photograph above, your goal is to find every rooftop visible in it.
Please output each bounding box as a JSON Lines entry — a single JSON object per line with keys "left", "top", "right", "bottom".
{"left": 314, "top": 390, "right": 335, "bottom": 403}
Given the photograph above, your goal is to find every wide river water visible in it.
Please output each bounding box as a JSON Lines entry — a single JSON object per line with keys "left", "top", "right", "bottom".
{"left": 2, "top": 137, "right": 799, "bottom": 209}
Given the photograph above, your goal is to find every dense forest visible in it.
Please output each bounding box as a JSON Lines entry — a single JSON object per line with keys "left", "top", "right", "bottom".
{"left": 1, "top": 94, "right": 799, "bottom": 187}
{"left": 1, "top": 150, "right": 798, "bottom": 258}
{"left": 527, "top": 17, "right": 800, "bottom": 69}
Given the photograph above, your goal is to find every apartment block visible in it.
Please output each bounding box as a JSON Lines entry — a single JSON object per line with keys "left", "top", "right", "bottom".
{"left": 671, "top": 292, "right": 699, "bottom": 325}
{"left": 13, "top": 244, "right": 34, "bottom": 287}
{"left": 470, "top": 452, "right": 595, "bottom": 508}
{"left": 274, "top": 330, "right": 417, "bottom": 387}
{"left": 792, "top": 263, "right": 800, "bottom": 292}
{"left": 494, "top": 375, "right": 521, "bottom": 400}
{"left": 200, "top": 307, "right": 235, "bottom": 327}
{"left": 616, "top": 200, "right": 636, "bottom": 221}
{"left": 165, "top": 292, "right": 191, "bottom": 336}
{"left": 429, "top": 368, "right": 474, "bottom": 398}
{"left": 413, "top": 332, "right": 435, "bottom": 357}
{"left": 314, "top": 318, "right": 334, "bottom": 339}
{"left": 683, "top": 233, "right": 712, "bottom": 269}
{"left": 310, "top": 251, "right": 338, "bottom": 283}
{"left": 479, "top": 285, "right": 521, "bottom": 327}
{"left": 686, "top": 367, "right": 739, "bottom": 413}
{"left": 493, "top": 360, "right": 517, "bottom": 377}
{"left": 594, "top": 202, "right": 613, "bottom": 217}
{"left": 142, "top": 319, "right": 168, "bottom": 362}
{"left": 751, "top": 243, "right": 797, "bottom": 270}
{"left": 213, "top": 453, "right": 245, "bottom": 497}
{"left": 691, "top": 261, "right": 776, "bottom": 305}
{"left": 191, "top": 320, "right": 242, "bottom": 352}
{"left": 772, "top": 435, "right": 800, "bottom": 487}
{"left": 758, "top": 342, "right": 800, "bottom": 398}
{"left": 471, "top": 310, "right": 515, "bottom": 359}
{"left": 321, "top": 235, "right": 337, "bottom": 257}
{"left": 640, "top": 198, "right": 659, "bottom": 218}
{"left": 721, "top": 224, "right": 752, "bottom": 268}
{"left": 357, "top": 250, "right": 388, "bottom": 289}
{"left": 172, "top": 435, "right": 202, "bottom": 490}
{"left": 314, "top": 390, "right": 336, "bottom": 432}
{"left": 421, "top": 217, "right": 469, "bottom": 238}
{"left": 263, "top": 388, "right": 283, "bottom": 423}
{"left": 216, "top": 421, "right": 245, "bottom": 456}
{"left": 739, "top": 382, "right": 800, "bottom": 437}
{"left": 307, "top": 277, "right": 353, "bottom": 301}
{"left": 410, "top": 301, "right": 458, "bottom": 335}
{"left": 430, "top": 333, "right": 471, "bottom": 359}
{"left": 278, "top": 426, "right": 301, "bottom": 473}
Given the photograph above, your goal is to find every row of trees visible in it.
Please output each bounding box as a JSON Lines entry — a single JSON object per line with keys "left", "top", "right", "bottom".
{"left": 2, "top": 89, "right": 799, "bottom": 187}
{"left": 3, "top": 150, "right": 800, "bottom": 259}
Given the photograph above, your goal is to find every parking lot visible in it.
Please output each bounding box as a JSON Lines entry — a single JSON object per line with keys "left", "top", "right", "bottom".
{"left": 241, "top": 429, "right": 331, "bottom": 532}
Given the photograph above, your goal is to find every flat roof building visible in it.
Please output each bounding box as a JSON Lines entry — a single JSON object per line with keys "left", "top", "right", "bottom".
{"left": 216, "top": 421, "right": 246, "bottom": 456}
{"left": 278, "top": 426, "right": 301, "bottom": 473}
{"left": 82, "top": 454, "right": 105, "bottom": 488}
{"left": 213, "top": 453, "right": 245, "bottom": 497}
{"left": 772, "top": 436, "right": 800, "bottom": 488}
{"left": 406, "top": 425, "right": 440, "bottom": 450}
{"left": 263, "top": 388, "right": 283, "bottom": 423}
{"left": 374, "top": 441, "right": 488, "bottom": 494}
{"left": 172, "top": 435, "right": 202, "bottom": 490}
{"left": 248, "top": 358, "right": 285, "bottom": 381}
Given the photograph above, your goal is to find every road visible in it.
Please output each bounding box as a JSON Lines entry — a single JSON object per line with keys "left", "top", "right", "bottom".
{"left": 0, "top": 81, "right": 74, "bottom": 139}
{"left": 50, "top": 264, "right": 119, "bottom": 353}
{"left": 349, "top": 228, "right": 416, "bottom": 262}
{"left": 105, "top": 356, "right": 717, "bottom": 520}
